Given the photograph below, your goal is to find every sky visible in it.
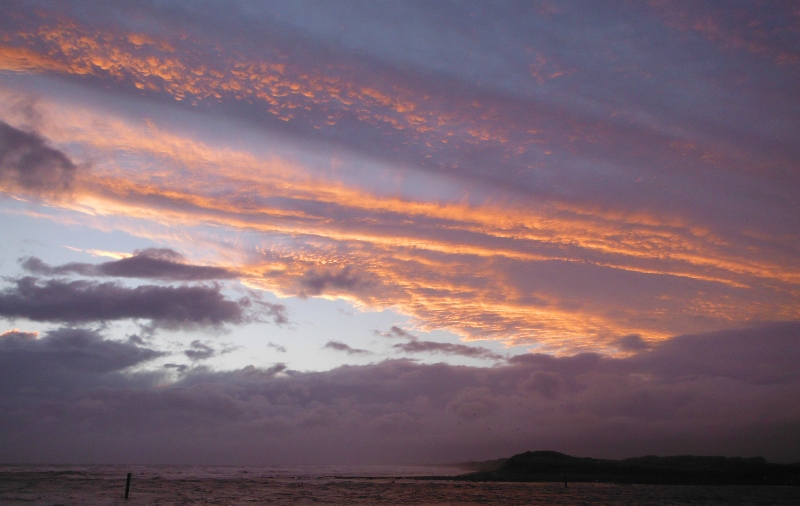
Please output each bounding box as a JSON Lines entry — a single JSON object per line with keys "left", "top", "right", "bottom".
{"left": 0, "top": 0, "right": 799, "bottom": 465}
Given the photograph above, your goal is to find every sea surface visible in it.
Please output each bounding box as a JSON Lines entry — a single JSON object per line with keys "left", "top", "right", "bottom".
{"left": 1, "top": 464, "right": 798, "bottom": 505}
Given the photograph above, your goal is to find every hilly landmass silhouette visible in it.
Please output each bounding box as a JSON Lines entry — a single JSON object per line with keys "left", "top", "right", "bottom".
{"left": 454, "top": 451, "right": 800, "bottom": 485}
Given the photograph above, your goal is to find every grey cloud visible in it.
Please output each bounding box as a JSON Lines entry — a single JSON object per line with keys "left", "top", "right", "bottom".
{"left": 164, "top": 363, "right": 188, "bottom": 373}
{"left": 0, "top": 326, "right": 164, "bottom": 373}
{"left": 378, "top": 326, "right": 504, "bottom": 360}
{"left": 0, "top": 120, "right": 77, "bottom": 197}
{"left": 178, "top": 362, "right": 288, "bottom": 387}
{"left": 375, "top": 326, "right": 416, "bottom": 339}
{"left": 447, "top": 387, "right": 500, "bottom": 419}
{"left": 252, "top": 299, "right": 289, "bottom": 326}
{"left": 184, "top": 340, "right": 215, "bottom": 361}
{"left": 0, "top": 326, "right": 164, "bottom": 395}
{"left": 323, "top": 340, "right": 371, "bottom": 355}
{"left": 297, "top": 265, "right": 377, "bottom": 298}
{"left": 518, "top": 370, "right": 564, "bottom": 399}
{"left": 615, "top": 333, "right": 651, "bottom": 352}
{"left": 392, "top": 340, "right": 504, "bottom": 361}
{"left": 0, "top": 320, "right": 799, "bottom": 464}
{"left": 0, "top": 277, "right": 245, "bottom": 328}
{"left": 21, "top": 249, "right": 238, "bottom": 281}
{"left": 255, "top": 363, "right": 288, "bottom": 377}
{"left": 127, "top": 334, "right": 146, "bottom": 345}
{"left": 267, "top": 342, "right": 287, "bottom": 353}
{"left": 630, "top": 322, "right": 800, "bottom": 385}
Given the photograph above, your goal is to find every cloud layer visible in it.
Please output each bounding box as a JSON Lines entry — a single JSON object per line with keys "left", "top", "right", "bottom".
{"left": 0, "top": 1, "right": 798, "bottom": 466}
{"left": 0, "top": 1, "right": 797, "bottom": 350}
{"left": 1, "top": 322, "right": 798, "bottom": 464}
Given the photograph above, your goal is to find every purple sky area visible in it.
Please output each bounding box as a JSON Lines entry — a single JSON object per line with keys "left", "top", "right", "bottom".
{"left": 1, "top": 0, "right": 799, "bottom": 465}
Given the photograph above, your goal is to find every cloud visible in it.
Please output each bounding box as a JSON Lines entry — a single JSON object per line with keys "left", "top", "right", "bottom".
{"left": 184, "top": 340, "right": 215, "bottom": 361}
{"left": 0, "top": 1, "right": 797, "bottom": 466}
{"left": 0, "top": 277, "right": 245, "bottom": 328}
{"left": 0, "top": 1, "right": 798, "bottom": 352}
{"left": 296, "top": 265, "right": 380, "bottom": 299}
{"left": 164, "top": 362, "right": 188, "bottom": 373}
{"left": 251, "top": 299, "right": 289, "bottom": 326}
{"left": 0, "top": 323, "right": 799, "bottom": 464}
{"left": 267, "top": 342, "right": 287, "bottom": 353}
{"left": 518, "top": 371, "right": 565, "bottom": 399}
{"left": 447, "top": 387, "right": 500, "bottom": 419}
{"left": 21, "top": 249, "right": 237, "bottom": 281}
{"left": 375, "top": 326, "right": 416, "bottom": 339}
{"left": 392, "top": 340, "right": 504, "bottom": 361}
{"left": 0, "top": 326, "right": 164, "bottom": 395}
{"left": 323, "top": 340, "right": 371, "bottom": 355}
{"left": 0, "top": 328, "right": 38, "bottom": 340}
{"left": 1, "top": 326, "right": 164, "bottom": 372}
{"left": 379, "top": 326, "right": 504, "bottom": 360}
{"left": 630, "top": 321, "right": 800, "bottom": 384}
{"left": 0, "top": 120, "right": 78, "bottom": 197}
{"left": 614, "top": 334, "right": 651, "bottom": 352}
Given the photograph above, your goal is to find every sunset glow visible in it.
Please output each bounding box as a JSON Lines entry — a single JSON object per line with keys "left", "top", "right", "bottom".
{"left": 1, "top": 1, "right": 799, "bottom": 465}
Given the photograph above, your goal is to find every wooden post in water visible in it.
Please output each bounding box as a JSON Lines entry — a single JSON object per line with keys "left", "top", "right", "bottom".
{"left": 125, "top": 473, "right": 131, "bottom": 499}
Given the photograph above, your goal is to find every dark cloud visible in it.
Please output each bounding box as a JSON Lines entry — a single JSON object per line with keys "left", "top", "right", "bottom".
{"left": 378, "top": 326, "right": 504, "bottom": 360}
{"left": 615, "top": 334, "right": 651, "bottom": 352}
{"left": 127, "top": 334, "right": 147, "bottom": 345}
{"left": 0, "top": 277, "right": 245, "bottom": 328}
{"left": 518, "top": 371, "right": 565, "bottom": 399}
{"left": 0, "top": 326, "right": 163, "bottom": 373}
{"left": 164, "top": 363, "right": 188, "bottom": 373}
{"left": 323, "top": 340, "right": 371, "bottom": 355}
{"left": 392, "top": 340, "right": 503, "bottom": 361}
{"left": 631, "top": 322, "right": 800, "bottom": 385}
{"left": 184, "top": 340, "right": 215, "bottom": 361}
{"left": 0, "top": 326, "right": 163, "bottom": 394}
{"left": 0, "top": 121, "right": 77, "bottom": 197}
{"left": 0, "top": 323, "right": 799, "bottom": 464}
{"left": 447, "top": 387, "right": 499, "bottom": 419}
{"left": 20, "top": 249, "right": 238, "bottom": 281}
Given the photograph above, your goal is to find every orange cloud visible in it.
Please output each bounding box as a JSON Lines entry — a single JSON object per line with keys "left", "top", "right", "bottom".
{"left": 2, "top": 11, "right": 798, "bottom": 353}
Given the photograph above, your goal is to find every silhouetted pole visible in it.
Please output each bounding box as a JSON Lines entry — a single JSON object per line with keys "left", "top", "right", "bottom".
{"left": 564, "top": 479, "right": 567, "bottom": 488}
{"left": 125, "top": 473, "right": 131, "bottom": 499}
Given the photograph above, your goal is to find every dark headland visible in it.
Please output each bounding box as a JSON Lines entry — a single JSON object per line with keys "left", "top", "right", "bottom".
{"left": 449, "top": 451, "right": 800, "bottom": 486}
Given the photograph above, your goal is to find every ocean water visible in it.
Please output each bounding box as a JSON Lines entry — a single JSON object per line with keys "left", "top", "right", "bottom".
{"left": 1, "top": 464, "right": 798, "bottom": 505}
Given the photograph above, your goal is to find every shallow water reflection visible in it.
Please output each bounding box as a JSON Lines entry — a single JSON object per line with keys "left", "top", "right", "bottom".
{"left": 1, "top": 465, "right": 798, "bottom": 505}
